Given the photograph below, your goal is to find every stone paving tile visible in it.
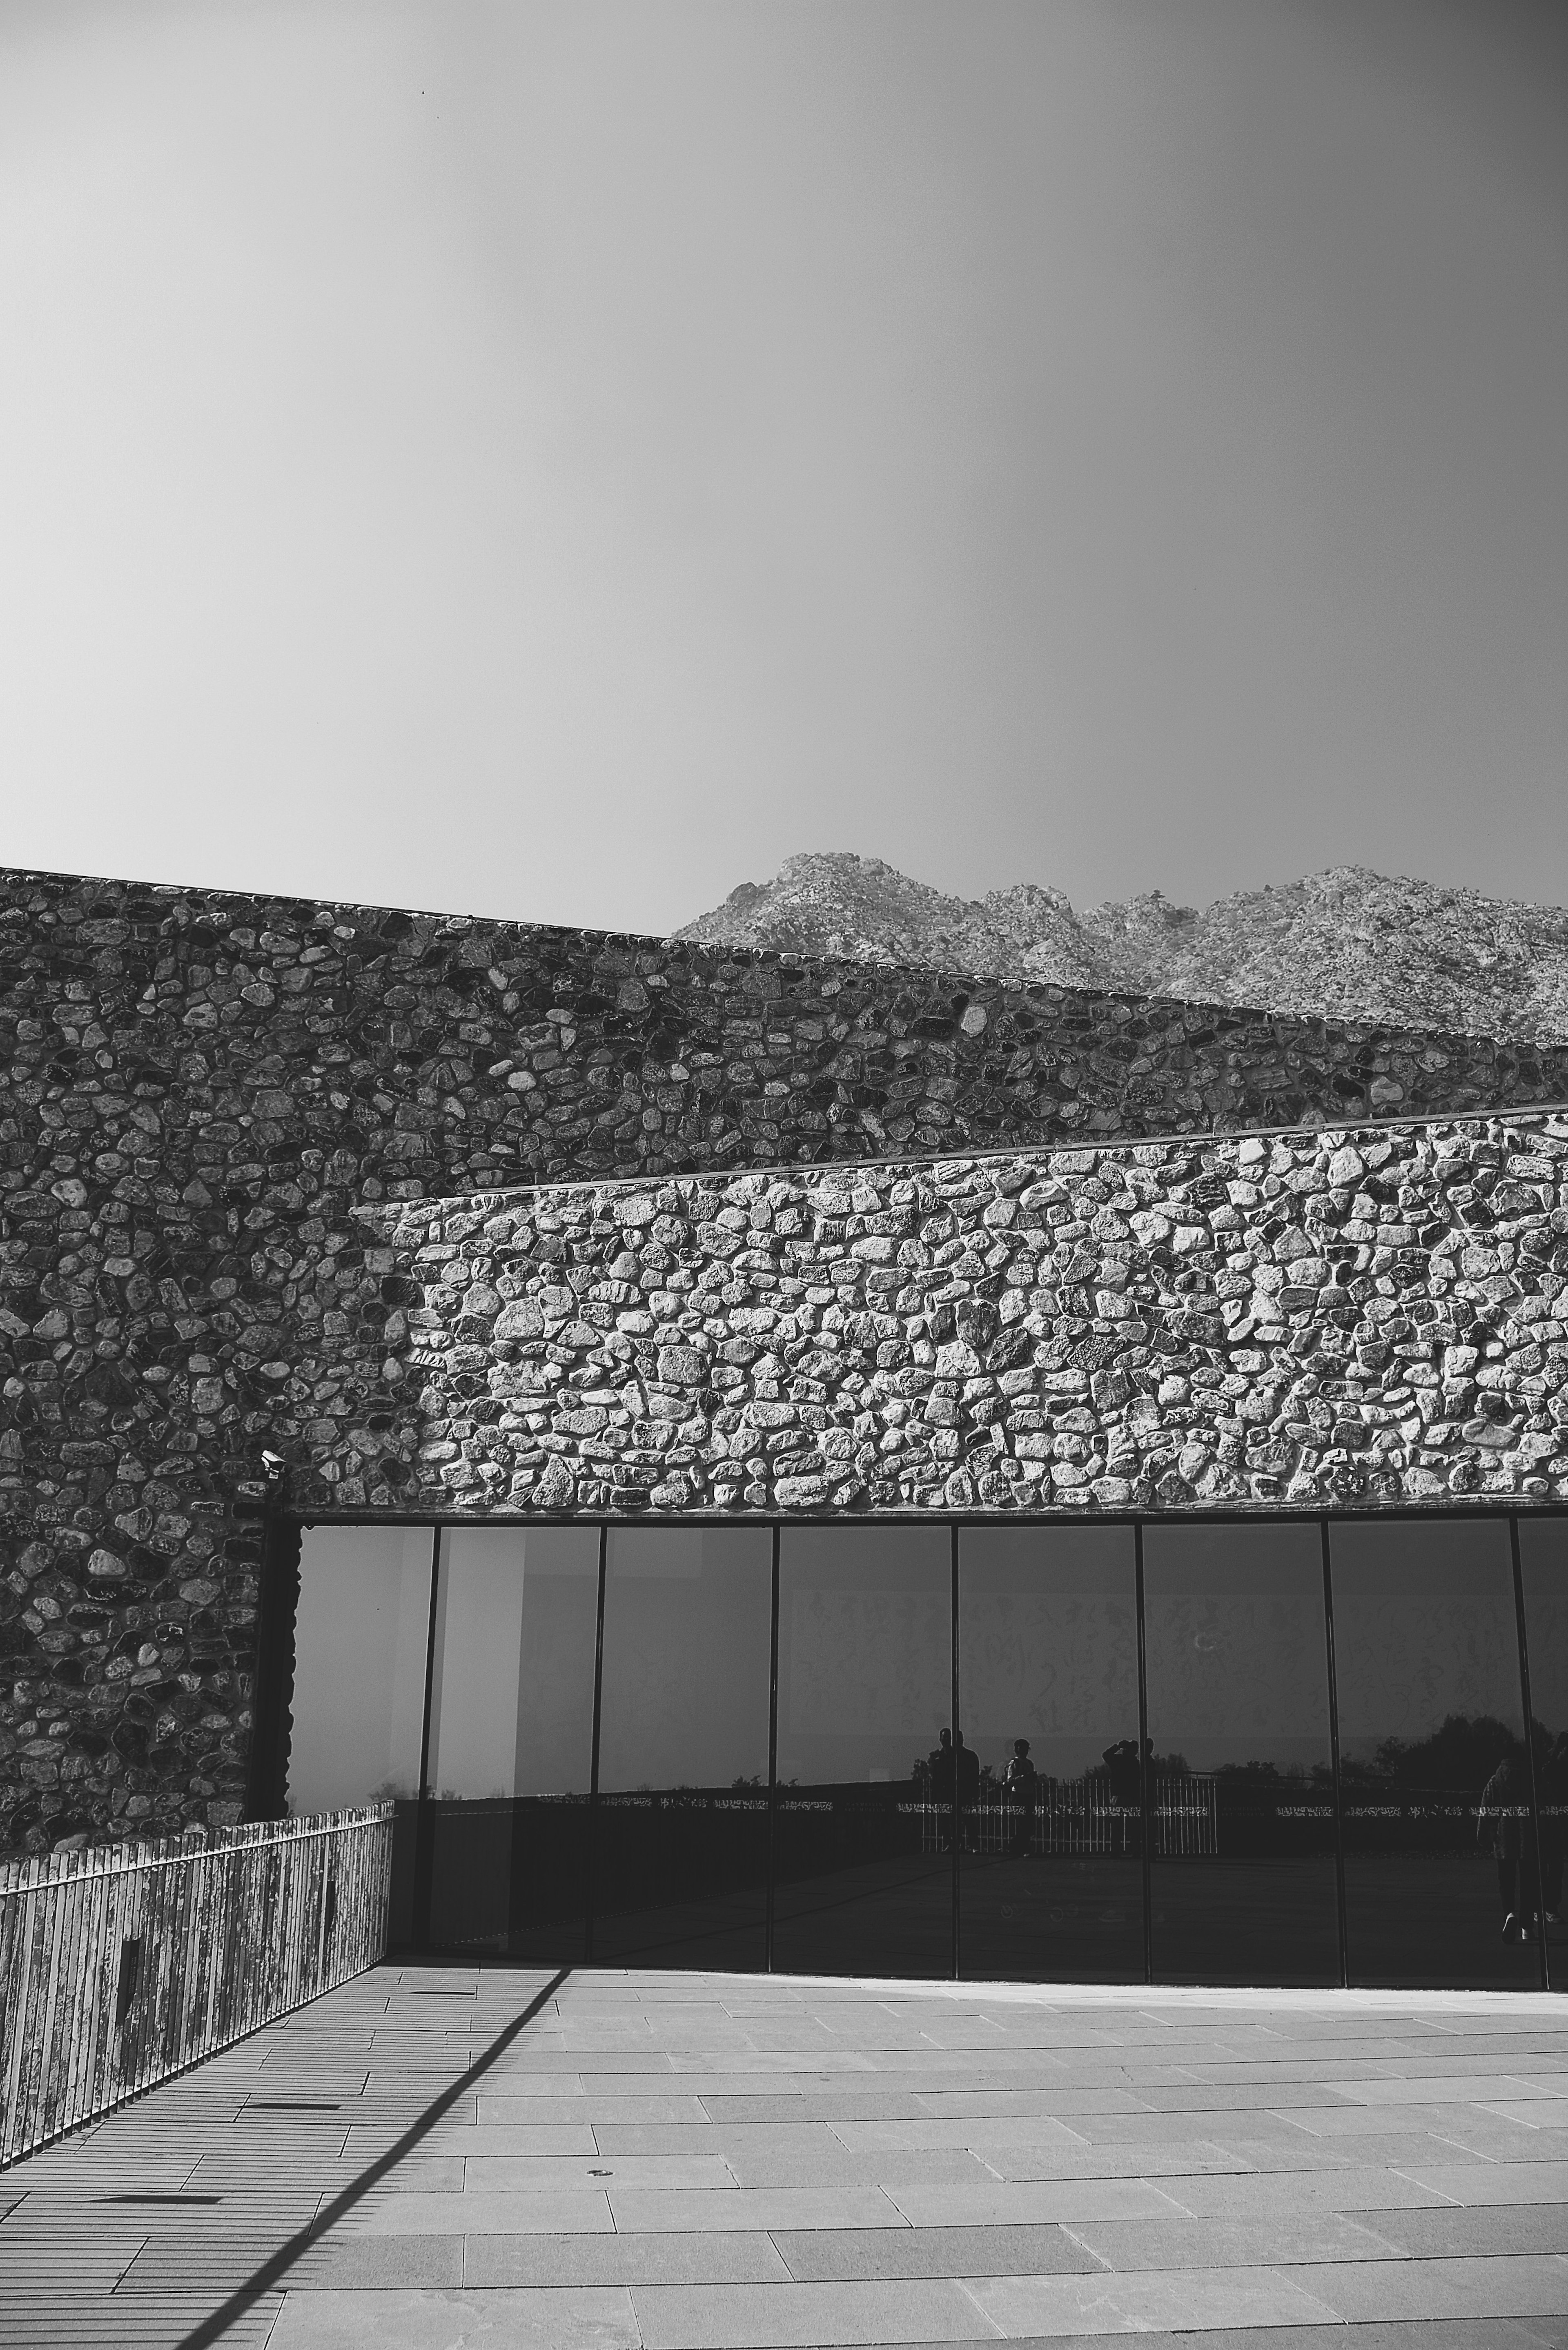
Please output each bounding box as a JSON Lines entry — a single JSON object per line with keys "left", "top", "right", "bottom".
{"left": 772, "top": 2223, "right": 1099, "bottom": 2281}
{"left": 697, "top": 2090, "right": 931, "bottom": 2122}
{"left": 608, "top": 2185, "right": 906, "bottom": 2232}
{"left": 885, "top": 2179, "right": 1191, "bottom": 2225}
{"left": 0, "top": 2223, "right": 149, "bottom": 2292}
{"left": 1337, "top": 2075, "right": 1566, "bottom": 2105}
{"left": 1273, "top": 2101, "right": 1553, "bottom": 2141}
{"left": 114, "top": 2232, "right": 330, "bottom": 2294}
{"left": 285, "top": 2233, "right": 466, "bottom": 2287}
{"left": 1058, "top": 2212, "right": 1406, "bottom": 2269}
{"left": 1399, "top": 2161, "right": 1568, "bottom": 2205}
{"left": 0, "top": 2293, "right": 283, "bottom": 2348}
{"left": 1363, "top": 2205, "right": 1568, "bottom": 2259}
{"left": 963, "top": 2261, "right": 1345, "bottom": 2334}
{"left": 339, "top": 2187, "right": 615, "bottom": 2234}
{"left": 945, "top": 2139, "right": 1260, "bottom": 2183}
{"left": 831, "top": 2117, "right": 1090, "bottom": 2151}
{"left": 1043, "top": 2107, "right": 1327, "bottom": 2146}
{"left": 1272, "top": 2252, "right": 1568, "bottom": 2323}
{"left": 958, "top": 2326, "right": 1568, "bottom": 2348}
{"left": 266, "top": 2284, "right": 641, "bottom": 2346}
{"left": 737, "top": 2146, "right": 1001, "bottom": 2188}
{"left": 465, "top": 2153, "right": 737, "bottom": 2192}
{"left": 592, "top": 2120, "right": 847, "bottom": 2155}
{"left": 410, "top": 2122, "right": 600, "bottom": 2153}
{"left": 474, "top": 2094, "right": 709, "bottom": 2124}
{"left": 461, "top": 2231, "right": 793, "bottom": 2285}
{"left": 1154, "top": 2165, "right": 1457, "bottom": 2216}
{"left": 629, "top": 2277, "right": 1002, "bottom": 2347}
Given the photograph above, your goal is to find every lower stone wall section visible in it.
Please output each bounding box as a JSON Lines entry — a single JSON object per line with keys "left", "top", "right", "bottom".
{"left": 359, "top": 1113, "right": 1568, "bottom": 1517}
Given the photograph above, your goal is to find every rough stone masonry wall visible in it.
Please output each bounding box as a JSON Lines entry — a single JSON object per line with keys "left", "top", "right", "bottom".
{"left": 3, "top": 861, "right": 1568, "bottom": 1856}
{"left": 363, "top": 1115, "right": 1568, "bottom": 1520}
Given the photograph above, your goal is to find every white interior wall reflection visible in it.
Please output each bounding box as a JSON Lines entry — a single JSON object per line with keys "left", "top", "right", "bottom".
{"left": 597, "top": 1526, "right": 770, "bottom": 1792}
{"left": 287, "top": 1526, "right": 432, "bottom": 1812}
{"left": 428, "top": 1527, "right": 599, "bottom": 1799}
{"left": 777, "top": 1526, "right": 950, "bottom": 1785}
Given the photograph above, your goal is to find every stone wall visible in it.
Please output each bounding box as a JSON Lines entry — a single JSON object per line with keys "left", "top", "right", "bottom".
{"left": 361, "top": 1114, "right": 1568, "bottom": 1521}
{"left": 3, "top": 860, "right": 1568, "bottom": 1855}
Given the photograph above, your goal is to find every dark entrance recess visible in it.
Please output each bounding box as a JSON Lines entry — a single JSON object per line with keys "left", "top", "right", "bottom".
{"left": 281, "top": 1510, "right": 1566, "bottom": 1990}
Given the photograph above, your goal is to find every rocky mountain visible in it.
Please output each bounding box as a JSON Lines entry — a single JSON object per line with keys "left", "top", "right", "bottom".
{"left": 677, "top": 853, "right": 1568, "bottom": 1046}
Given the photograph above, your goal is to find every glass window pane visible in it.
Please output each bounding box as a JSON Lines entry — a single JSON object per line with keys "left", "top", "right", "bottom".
{"left": 774, "top": 1526, "right": 952, "bottom": 1980}
{"left": 287, "top": 1527, "right": 433, "bottom": 1950}
{"left": 958, "top": 1526, "right": 1141, "bottom": 1983}
{"left": 1143, "top": 1522, "right": 1338, "bottom": 1987}
{"left": 1332, "top": 1517, "right": 1537, "bottom": 1989}
{"left": 594, "top": 1526, "right": 773, "bottom": 1970}
{"left": 427, "top": 1526, "right": 599, "bottom": 1961}
{"left": 1519, "top": 1519, "right": 1566, "bottom": 1988}
{"left": 288, "top": 1527, "right": 431, "bottom": 1809}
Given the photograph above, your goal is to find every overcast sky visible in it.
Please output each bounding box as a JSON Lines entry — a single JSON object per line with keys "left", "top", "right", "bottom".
{"left": 2, "top": 0, "right": 1563, "bottom": 936}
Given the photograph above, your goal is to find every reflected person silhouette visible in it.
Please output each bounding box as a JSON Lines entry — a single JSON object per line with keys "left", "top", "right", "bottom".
{"left": 1479, "top": 1749, "right": 1537, "bottom": 1942}
{"left": 1004, "top": 1738, "right": 1038, "bottom": 1857}
{"left": 1539, "top": 1729, "right": 1566, "bottom": 1931}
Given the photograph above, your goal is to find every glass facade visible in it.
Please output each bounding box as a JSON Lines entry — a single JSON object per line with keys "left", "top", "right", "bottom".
{"left": 773, "top": 1526, "right": 953, "bottom": 1979}
{"left": 1332, "top": 1519, "right": 1539, "bottom": 1990}
{"left": 424, "top": 1526, "right": 600, "bottom": 1960}
{"left": 1143, "top": 1523, "right": 1338, "bottom": 1986}
{"left": 1519, "top": 1520, "right": 1566, "bottom": 1984}
{"left": 287, "top": 1508, "right": 1565, "bottom": 1990}
{"left": 595, "top": 1526, "right": 773, "bottom": 1970}
{"left": 287, "top": 1526, "right": 432, "bottom": 1943}
{"left": 958, "top": 1526, "right": 1141, "bottom": 1983}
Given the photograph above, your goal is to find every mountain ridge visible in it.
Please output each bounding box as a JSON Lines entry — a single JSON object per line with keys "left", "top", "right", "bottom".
{"left": 676, "top": 853, "right": 1568, "bottom": 1046}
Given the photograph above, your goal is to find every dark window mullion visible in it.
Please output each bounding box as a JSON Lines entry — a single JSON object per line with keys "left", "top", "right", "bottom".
{"left": 766, "top": 1525, "right": 781, "bottom": 1974}
{"left": 584, "top": 1524, "right": 608, "bottom": 1965}
{"left": 951, "top": 1523, "right": 960, "bottom": 1982}
{"left": 1510, "top": 1515, "right": 1551, "bottom": 1992}
{"left": 411, "top": 1528, "right": 442, "bottom": 1953}
{"left": 1320, "top": 1518, "right": 1350, "bottom": 1989}
{"left": 1134, "top": 1521, "right": 1153, "bottom": 1986}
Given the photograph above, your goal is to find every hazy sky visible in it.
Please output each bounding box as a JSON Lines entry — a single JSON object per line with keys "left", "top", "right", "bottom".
{"left": 2, "top": 0, "right": 1563, "bottom": 935}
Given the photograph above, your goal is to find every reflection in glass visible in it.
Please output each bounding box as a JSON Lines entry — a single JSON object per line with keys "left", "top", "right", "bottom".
{"left": 1519, "top": 1520, "right": 1566, "bottom": 1989}
{"left": 774, "top": 1526, "right": 952, "bottom": 1979}
{"left": 287, "top": 1527, "right": 434, "bottom": 1944}
{"left": 958, "top": 1527, "right": 1141, "bottom": 1982}
{"left": 288, "top": 1527, "right": 433, "bottom": 1810}
{"left": 594, "top": 1526, "right": 773, "bottom": 1969}
{"left": 1143, "top": 1522, "right": 1337, "bottom": 1985}
{"left": 1332, "top": 1518, "right": 1537, "bottom": 1989}
{"left": 426, "top": 1526, "right": 600, "bottom": 1960}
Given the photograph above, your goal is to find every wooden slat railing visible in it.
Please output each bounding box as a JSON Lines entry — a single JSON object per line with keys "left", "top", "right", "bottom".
{"left": 0, "top": 1805, "right": 393, "bottom": 2169}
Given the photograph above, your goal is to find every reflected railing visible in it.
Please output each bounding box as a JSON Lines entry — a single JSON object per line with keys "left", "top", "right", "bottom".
{"left": 919, "top": 1776, "right": 1219, "bottom": 1857}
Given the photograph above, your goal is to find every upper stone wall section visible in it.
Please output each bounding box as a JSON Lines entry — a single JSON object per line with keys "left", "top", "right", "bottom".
{"left": 3, "top": 870, "right": 1566, "bottom": 1207}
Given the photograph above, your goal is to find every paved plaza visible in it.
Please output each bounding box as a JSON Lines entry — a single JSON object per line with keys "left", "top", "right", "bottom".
{"left": 2, "top": 1966, "right": 1568, "bottom": 2348}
